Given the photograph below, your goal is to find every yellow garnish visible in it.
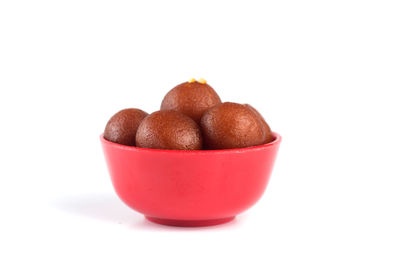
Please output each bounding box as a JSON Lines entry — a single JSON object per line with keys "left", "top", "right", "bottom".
{"left": 198, "top": 78, "right": 207, "bottom": 84}
{"left": 188, "top": 78, "right": 196, "bottom": 83}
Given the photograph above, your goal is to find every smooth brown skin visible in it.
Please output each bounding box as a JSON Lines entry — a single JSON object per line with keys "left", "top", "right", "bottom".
{"left": 104, "top": 108, "right": 148, "bottom": 146}
{"left": 136, "top": 110, "right": 202, "bottom": 150}
{"left": 160, "top": 81, "right": 222, "bottom": 124}
{"left": 244, "top": 104, "right": 274, "bottom": 144}
{"left": 200, "top": 102, "right": 269, "bottom": 149}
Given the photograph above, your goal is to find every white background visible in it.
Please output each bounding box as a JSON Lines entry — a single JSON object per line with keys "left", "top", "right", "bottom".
{"left": 1, "top": 0, "right": 399, "bottom": 266}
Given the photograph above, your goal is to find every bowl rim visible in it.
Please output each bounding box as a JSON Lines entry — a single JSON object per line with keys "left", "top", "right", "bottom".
{"left": 100, "top": 132, "right": 281, "bottom": 154}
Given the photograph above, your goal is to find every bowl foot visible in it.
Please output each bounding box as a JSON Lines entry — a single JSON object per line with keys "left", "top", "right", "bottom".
{"left": 145, "top": 216, "right": 235, "bottom": 227}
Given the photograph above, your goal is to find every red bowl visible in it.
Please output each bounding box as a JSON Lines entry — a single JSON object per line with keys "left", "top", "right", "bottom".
{"left": 101, "top": 132, "right": 281, "bottom": 227}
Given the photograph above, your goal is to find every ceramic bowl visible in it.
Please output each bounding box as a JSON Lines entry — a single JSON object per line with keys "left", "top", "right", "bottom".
{"left": 101, "top": 132, "right": 281, "bottom": 226}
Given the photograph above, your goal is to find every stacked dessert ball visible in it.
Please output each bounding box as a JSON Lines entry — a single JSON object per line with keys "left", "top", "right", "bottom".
{"left": 104, "top": 79, "right": 274, "bottom": 150}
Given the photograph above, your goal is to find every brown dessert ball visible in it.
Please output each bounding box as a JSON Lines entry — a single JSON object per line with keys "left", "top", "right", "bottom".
{"left": 244, "top": 104, "right": 274, "bottom": 144}
{"left": 160, "top": 79, "right": 221, "bottom": 123}
{"left": 200, "top": 102, "right": 269, "bottom": 149}
{"left": 136, "top": 110, "right": 202, "bottom": 150}
{"left": 104, "top": 108, "right": 148, "bottom": 146}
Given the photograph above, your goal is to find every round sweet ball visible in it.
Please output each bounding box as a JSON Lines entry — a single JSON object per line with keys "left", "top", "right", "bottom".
{"left": 244, "top": 104, "right": 274, "bottom": 144}
{"left": 136, "top": 110, "right": 202, "bottom": 150}
{"left": 200, "top": 102, "right": 269, "bottom": 149}
{"left": 104, "top": 108, "right": 148, "bottom": 146}
{"left": 160, "top": 79, "right": 221, "bottom": 123}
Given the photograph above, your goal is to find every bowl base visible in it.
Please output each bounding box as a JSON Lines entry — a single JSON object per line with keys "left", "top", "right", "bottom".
{"left": 145, "top": 216, "right": 235, "bottom": 227}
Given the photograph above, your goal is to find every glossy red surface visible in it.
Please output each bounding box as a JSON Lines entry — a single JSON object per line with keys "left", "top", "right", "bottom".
{"left": 101, "top": 132, "right": 281, "bottom": 227}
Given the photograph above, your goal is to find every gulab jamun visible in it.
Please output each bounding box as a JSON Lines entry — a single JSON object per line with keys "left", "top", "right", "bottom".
{"left": 200, "top": 102, "right": 268, "bottom": 149}
{"left": 244, "top": 104, "right": 274, "bottom": 144}
{"left": 104, "top": 108, "right": 148, "bottom": 146}
{"left": 160, "top": 79, "right": 221, "bottom": 123}
{"left": 136, "top": 110, "right": 202, "bottom": 150}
